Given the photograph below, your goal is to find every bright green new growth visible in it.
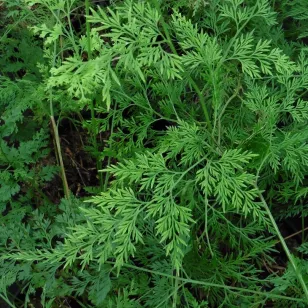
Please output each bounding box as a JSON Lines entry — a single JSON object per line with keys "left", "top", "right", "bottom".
{"left": 1, "top": 0, "right": 308, "bottom": 307}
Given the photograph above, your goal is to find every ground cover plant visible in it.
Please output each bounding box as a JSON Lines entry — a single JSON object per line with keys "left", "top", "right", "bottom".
{"left": 0, "top": 0, "right": 308, "bottom": 307}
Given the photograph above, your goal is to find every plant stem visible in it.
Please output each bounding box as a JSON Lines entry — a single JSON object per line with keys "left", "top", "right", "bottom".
{"left": 85, "top": 0, "right": 103, "bottom": 190}
{"left": 105, "top": 261, "right": 305, "bottom": 303}
{"left": 90, "top": 100, "right": 103, "bottom": 190}
{"left": 152, "top": 0, "right": 212, "bottom": 130}
{"left": 256, "top": 186, "right": 308, "bottom": 303}
{"left": 0, "top": 294, "right": 15, "bottom": 308}
{"left": 85, "top": 0, "right": 91, "bottom": 59}
{"left": 172, "top": 270, "right": 179, "bottom": 308}
{"left": 66, "top": 1, "right": 79, "bottom": 55}
{"left": 302, "top": 202, "right": 305, "bottom": 259}
{"left": 203, "top": 195, "right": 214, "bottom": 257}
{"left": 50, "top": 40, "right": 70, "bottom": 200}
{"left": 51, "top": 116, "right": 70, "bottom": 199}
{"left": 103, "top": 102, "right": 117, "bottom": 192}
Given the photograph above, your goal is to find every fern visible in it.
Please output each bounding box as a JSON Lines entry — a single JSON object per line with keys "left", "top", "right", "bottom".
{"left": 1, "top": 0, "right": 308, "bottom": 306}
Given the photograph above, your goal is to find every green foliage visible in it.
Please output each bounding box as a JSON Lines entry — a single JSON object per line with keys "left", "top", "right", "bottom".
{"left": 1, "top": 0, "right": 308, "bottom": 307}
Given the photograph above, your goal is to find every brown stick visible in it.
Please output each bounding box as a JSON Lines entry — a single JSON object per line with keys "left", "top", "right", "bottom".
{"left": 283, "top": 226, "right": 308, "bottom": 242}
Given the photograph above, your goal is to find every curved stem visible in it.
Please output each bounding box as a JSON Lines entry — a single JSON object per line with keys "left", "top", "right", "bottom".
{"left": 256, "top": 185, "right": 308, "bottom": 303}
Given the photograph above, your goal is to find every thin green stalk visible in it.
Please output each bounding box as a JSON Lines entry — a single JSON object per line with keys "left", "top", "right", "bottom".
{"left": 181, "top": 284, "right": 190, "bottom": 308}
{"left": 256, "top": 186, "right": 308, "bottom": 303}
{"left": 189, "top": 78, "right": 212, "bottom": 130}
{"left": 166, "top": 157, "right": 207, "bottom": 197}
{"left": 152, "top": 0, "right": 212, "bottom": 130}
{"left": 66, "top": 1, "right": 79, "bottom": 55}
{"left": 50, "top": 39, "right": 70, "bottom": 200}
{"left": 37, "top": 3, "right": 78, "bottom": 55}
{"left": 209, "top": 3, "right": 259, "bottom": 140}
{"left": 302, "top": 201, "right": 305, "bottom": 259}
{"left": 105, "top": 261, "right": 305, "bottom": 303}
{"left": 155, "top": 281, "right": 184, "bottom": 308}
{"left": 103, "top": 102, "right": 117, "bottom": 192}
{"left": 85, "top": 0, "right": 103, "bottom": 190}
{"left": 172, "top": 270, "right": 179, "bottom": 308}
{"left": 51, "top": 116, "right": 70, "bottom": 199}
{"left": 216, "top": 78, "right": 242, "bottom": 127}
{"left": 203, "top": 195, "right": 214, "bottom": 257}
{"left": 49, "top": 37, "right": 57, "bottom": 118}
{"left": 219, "top": 5, "right": 258, "bottom": 67}
{"left": 112, "top": 88, "right": 177, "bottom": 123}
{"left": 0, "top": 294, "right": 15, "bottom": 308}
{"left": 90, "top": 101, "right": 103, "bottom": 190}
{"left": 85, "top": 0, "right": 92, "bottom": 59}
{"left": 0, "top": 12, "right": 32, "bottom": 44}
{"left": 210, "top": 70, "right": 220, "bottom": 139}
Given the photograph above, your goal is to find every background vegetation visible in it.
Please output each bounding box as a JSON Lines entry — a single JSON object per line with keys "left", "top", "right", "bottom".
{"left": 0, "top": 0, "right": 308, "bottom": 307}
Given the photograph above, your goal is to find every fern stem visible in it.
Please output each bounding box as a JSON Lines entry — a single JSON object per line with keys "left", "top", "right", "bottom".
{"left": 85, "top": 0, "right": 92, "bottom": 60}
{"left": 302, "top": 201, "right": 305, "bottom": 259}
{"left": 172, "top": 270, "right": 179, "bottom": 308}
{"left": 66, "top": 1, "right": 79, "bottom": 55}
{"left": 0, "top": 294, "right": 15, "bottom": 308}
{"left": 217, "top": 78, "right": 242, "bottom": 124}
{"left": 90, "top": 99, "right": 103, "bottom": 190}
{"left": 106, "top": 261, "right": 306, "bottom": 303}
{"left": 204, "top": 195, "right": 213, "bottom": 257}
{"left": 43, "top": 4, "right": 78, "bottom": 55}
{"left": 257, "top": 186, "right": 308, "bottom": 303}
{"left": 85, "top": 0, "right": 103, "bottom": 190}
{"left": 112, "top": 89, "right": 177, "bottom": 123}
{"left": 152, "top": 0, "right": 212, "bottom": 131}
{"left": 103, "top": 102, "right": 117, "bottom": 192}
{"left": 49, "top": 36, "right": 57, "bottom": 118}
{"left": 49, "top": 40, "right": 70, "bottom": 200}
{"left": 153, "top": 282, "right": 184, "bottom": 308}
{"left": 220, "top": 5, "right": 258, "bottom": 66}
{"left": 167, "top": 157, "right": 207, "bottom": 196}
{"left": 189, "top": 78, "right": 213, "bottom": 131}
{"left": 51, "top": 116, "right": 70, "bottom": 200}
